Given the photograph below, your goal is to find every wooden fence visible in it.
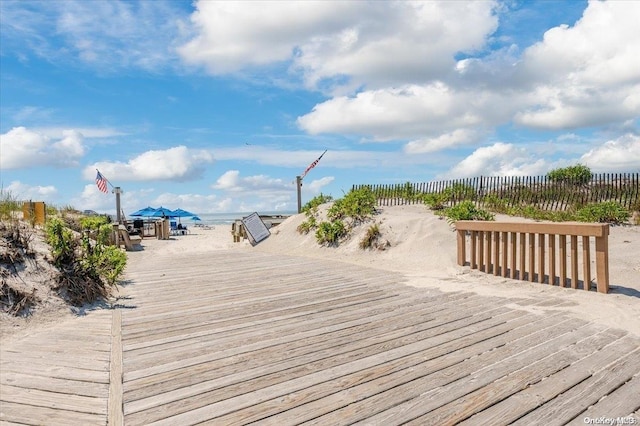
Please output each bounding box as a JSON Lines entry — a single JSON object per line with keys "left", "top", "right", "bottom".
{"left": 455, "top": 221, "right": 610, "bottom": 293}
{"left": 353, "top": 173, "right": 640, "bottom": 210}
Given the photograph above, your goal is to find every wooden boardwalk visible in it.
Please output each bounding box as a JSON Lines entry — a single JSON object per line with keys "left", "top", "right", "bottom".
{"left": 2, "top": 249, "right": 639, "bottom": 425}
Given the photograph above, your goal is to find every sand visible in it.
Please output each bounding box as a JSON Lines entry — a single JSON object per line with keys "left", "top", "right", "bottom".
{"left": 2, "top": 204, "right": 639, "bottom": 339}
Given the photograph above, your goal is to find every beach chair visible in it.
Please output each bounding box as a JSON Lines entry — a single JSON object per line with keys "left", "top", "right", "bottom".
{"left": 115, "top": 224, "right": 143, "bottom": 251}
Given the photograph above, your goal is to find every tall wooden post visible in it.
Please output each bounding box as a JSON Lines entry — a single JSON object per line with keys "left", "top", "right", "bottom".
{"left": 114, "top": 187, "right": 122, "bottom": 223}
{"left": 296, "top": 176, "right": 302, "bottom": 213}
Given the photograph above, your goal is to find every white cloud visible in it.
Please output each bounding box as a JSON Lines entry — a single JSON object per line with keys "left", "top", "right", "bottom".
{"left": 404, "top": 129, "right": 478, "bottom": 154}
{"left": 4, "top": 181, "right": 58, "bottom": 202}
{"left": 297, "top": 84, "right": 507, "bottom": 142}
{"left": 34, "top": 127, "right": 127, "bottom": 139}
{"left": 213, "top": 170, "right": 242, "bottom": 191}
{"left": 178, "top": 1, "right": 497, "bottom": 91}
{"left": 86, "top": 146, "right": 215, "bottom": 182}
{"left": 213, "top": 170, "right": 293, "bottom": 195}
{"left": 580, "top": 134, "right": 640, "bottom": 172}
{"left": 0, "top": 0, "right": 187, "bottom": 71}
{"left": 445, "top": 143, "right": 548, "bottom": 178}
{"left": 305, "top": 176, "right": 334, "bottom": 194}
{"left": 295, "top": 1, "right": 639, "bottom": 146}
{"left": 513, "top": 1, "right": 640, "bottom": 129}
{"left": 209, "top": 169, "right": 329, "bottom": 213}
{"left": 151, "top": 192, "right": 224, "bottom": 214}
{"left": 0, "top": 127, "right": 86, "bottom": 169}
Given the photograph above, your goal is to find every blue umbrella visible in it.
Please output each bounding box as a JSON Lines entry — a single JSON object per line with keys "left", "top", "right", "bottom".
{"left": 191, "top": 216, "right": 201, "bottom": 221}
{"left": 130, "top": 206, "right": 158, "bottom": 217}
{"left": 171, "top": 208, "right": 197, "bottom": 218}
{"left": 150, "top": 206, "right": 175, "bottom": 218}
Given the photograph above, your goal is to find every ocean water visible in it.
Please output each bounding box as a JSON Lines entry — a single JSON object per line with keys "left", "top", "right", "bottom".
{"left": 195, "top": 211, "right": 296, "bottom": 227}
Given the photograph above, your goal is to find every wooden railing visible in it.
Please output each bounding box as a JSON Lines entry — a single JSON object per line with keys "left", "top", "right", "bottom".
{"left": 455, "top": 221, "right": 610, "bottom": 293}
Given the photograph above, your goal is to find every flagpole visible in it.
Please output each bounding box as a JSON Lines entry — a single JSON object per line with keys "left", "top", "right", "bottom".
{"left": 296, "top": 176, "right": 302, "bottom": 213}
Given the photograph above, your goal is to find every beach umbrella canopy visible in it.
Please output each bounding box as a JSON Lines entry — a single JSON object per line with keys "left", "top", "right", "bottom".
{"left": 191, "top": 216, "right": 201, "bottom": 221}
{"left": 150, "top": 206, "right": 175, "bottom": 218}
{"left": 171, "top": 208, "right": 197, "bottom": 218}
{"left": 130, "top": 206, "right": 158, "bottom": 217}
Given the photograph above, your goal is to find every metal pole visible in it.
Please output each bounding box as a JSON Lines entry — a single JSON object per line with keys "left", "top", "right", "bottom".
{"left": 296, "top": 176, "right": 302, "bottom": 213}
{"left": 114, "top": 187, "right": 122, "bottom": 223}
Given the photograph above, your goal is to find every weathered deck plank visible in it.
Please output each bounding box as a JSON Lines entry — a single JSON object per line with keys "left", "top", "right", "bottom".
{"left": 2, "top": 248, "right": 639, "bottom": 426}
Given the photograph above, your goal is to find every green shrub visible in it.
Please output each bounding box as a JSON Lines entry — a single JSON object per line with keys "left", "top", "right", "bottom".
{"left": 79, "top": 215, "right": 109, "bottom": 231}
{"left": 45, "top": 216, "right": 126, "bottom": 304}
{"left": 301, "top": 193, "right": 333, "bottom": 214}
{"left": 45, "top": 217, "right": 77, "bottom": 267}
{"left": 442, "top": 201, "right": 494, "bottom": 225}
{"left": 326, "top": 187, "right": 376, "bottom": 223}
{"left": 483, "top": 194, "right": 509, "bottom": 214}
{"left": 422, "top": 192, "right": 449, "bottom": 210}
{"left": 576, "top": 202, "right": 630, "bottom": 224}
{"left": 327, "top": 198, "right": 345, "bottom": 221}
{"left": 296, "top": 216, "right": 317, "bottom": 234}
{"left": 315, "top": 220, "right": 346, "bottom": 245}
{"left": 547, "top": 164, "right": 592, "bottom": 184}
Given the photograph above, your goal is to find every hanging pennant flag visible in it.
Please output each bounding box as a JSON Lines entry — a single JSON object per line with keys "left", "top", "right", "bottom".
{"left": 301, "top": 150, "right": 327, "bottom": 180}
{"left": 95, "top": 170, "right": 109, "bottom": 193}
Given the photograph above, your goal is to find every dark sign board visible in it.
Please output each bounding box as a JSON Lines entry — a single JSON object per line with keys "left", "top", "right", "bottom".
{"left": 242, "top": 212, "right": 271, "bottom": 245}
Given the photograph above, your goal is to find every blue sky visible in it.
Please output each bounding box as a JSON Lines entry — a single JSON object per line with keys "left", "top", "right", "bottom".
{"left": 1, "top": 0, "right": 639, "bottom": 216}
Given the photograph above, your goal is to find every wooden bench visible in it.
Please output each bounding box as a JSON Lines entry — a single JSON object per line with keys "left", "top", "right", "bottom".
{"left": 456, "top": 221, "right": 610, "bottom": 293}
{"left": 113, "top": 224, "right": 143, "bottom": 251}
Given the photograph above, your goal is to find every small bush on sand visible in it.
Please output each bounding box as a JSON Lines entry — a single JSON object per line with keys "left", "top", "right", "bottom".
{"left": 297, "top": 194, "right": 333, "bottom": 235}
{"left": 576, "top": 202, "right": 630, "bottom": 224}
{"left": 359, "top": 224, "right": 381, "bottom": 249}
{"left": 328, "top": 187, "right": 376, "bottom": 224}
{"left": 315, "top": 220, "right": 346, "bottom": 246}
{"left": 442, "top": 201, "right": 494, "bottom": 226}
{"left": 422, "top": 192, "right": 449, "bottom": 210}
{"left": 547, "top": 164, "right": 592, "bottom": 184}
{"left": 297, "top": 215, "right": 317, "bottom": 234}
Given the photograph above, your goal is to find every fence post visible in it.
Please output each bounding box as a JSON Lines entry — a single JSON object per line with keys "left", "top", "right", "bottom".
{"left": 595, "top": 225, "right": 610, "bottom": 293}
{"left": 457, "top": 229, "right": 466, "bottom": 266}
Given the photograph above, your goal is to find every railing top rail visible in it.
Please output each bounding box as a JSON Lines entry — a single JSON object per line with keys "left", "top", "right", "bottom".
{"left": 455, "top": 221, "right": 609, "bottom": 237}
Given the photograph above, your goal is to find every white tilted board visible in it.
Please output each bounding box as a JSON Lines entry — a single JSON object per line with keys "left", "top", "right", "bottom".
{"left": 242, "top": 212, "right": 271, "bottom": 245}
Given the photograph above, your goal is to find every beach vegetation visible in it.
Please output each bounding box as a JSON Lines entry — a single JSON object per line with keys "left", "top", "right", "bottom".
{"left": 448, "top": 183, "right": 476, "bottom": 200}
{"left": 301, "top": 193, "right": 333, "bottom": 214}
{"left": 359, "top": 223, "right": 383, "bottom": 249}
{"left": 630, "top": 199, "right": 640, "bottom": 225}
{"left": 297, "top": 215, "right": 317, "bottom": 234}
{"left": 315, "top": 220, "right": 346, "bottom": 246}
{"left": 0, "top": 189, "right": 22, "bottom": 221}
{"left": 576, "top": 202, "right": 630, "bottom": 225}
{"left": 45, "top": 217, "right": 125, "bottom": 305}
{"left": 422, "top": 192, "right": 450, "bottom": 210}
{"left": 441, "top": 201, "right": 494, "bottom": 225}
{"left": 547, "top": 164, "right": 592, "bottom": 184}
{"left": 297, "top": 194, "right": 332, "bottom": 235}
{"left": 327, "top": 187, "right": 376, "bottom": 223}
{"left": 421, "top": 183, "right": 476, "bottom": 211}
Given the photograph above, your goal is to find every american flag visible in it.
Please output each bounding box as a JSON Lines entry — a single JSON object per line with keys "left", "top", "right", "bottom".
{"left": 95, "top": 170, "right": 109, "bottom": 193}
{"left": 301, "top": 150, "right": 327, "bottom": 180}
